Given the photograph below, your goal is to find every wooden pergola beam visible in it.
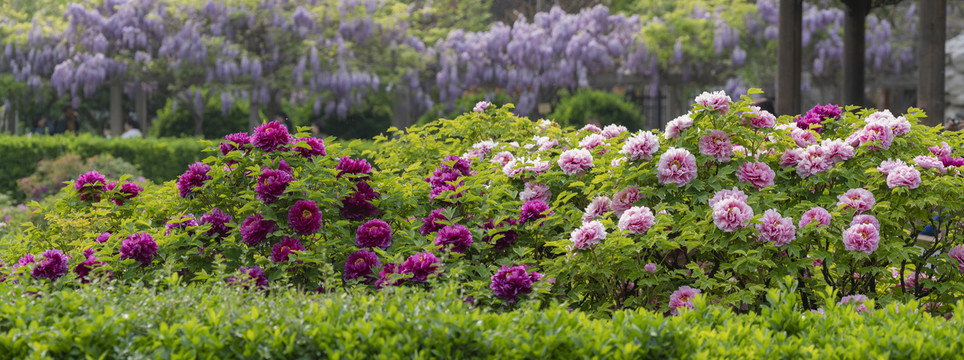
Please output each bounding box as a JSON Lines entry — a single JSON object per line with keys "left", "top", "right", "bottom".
{"left": 918, "top": 0, "right": 946, "bottom": 127}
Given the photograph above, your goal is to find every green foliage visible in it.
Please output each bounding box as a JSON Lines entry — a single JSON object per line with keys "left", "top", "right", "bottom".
{"left": 416, "top": 90, "right": 515, "bottom": 126}
{"left": 0, "top": 282, "right": 961, "bottom": 359}
{"left": 150, "top": 93, "right": 251, "bottom": 139}
{"left": 547, "top": 89, "right": 646, "bottom": 130}
{"left": 17, "top": 153, "right": 144, "bottom": 201}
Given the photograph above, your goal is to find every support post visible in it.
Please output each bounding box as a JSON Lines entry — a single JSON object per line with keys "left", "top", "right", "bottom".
{"left": 843, "top": 0, "right": 871, "bottom": 107}
{"left": 918, "top": 0, "right": 946, "bottom": 127}
{"left": 135, "top": 83, "right": 147, "bottom": 137}
{"left": 777, "top": 0, "right": 802, "bottom": 116}
{"left": 110, "top": 81, "right": 123, "bottom": 137}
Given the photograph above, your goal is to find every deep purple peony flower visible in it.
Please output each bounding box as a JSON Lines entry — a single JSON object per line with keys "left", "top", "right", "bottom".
{"left": 239, "top": 213, "right": 278, "bottom": 246}
{"left": 336, "top": 156, "right": 373, "bottom": 177}
{"left": 288, "top": 200, "right": 322, "bottom": 235}
{"left": 74, "top": 250, "right": 106, "bottom": 284}
{"left": 228, "top": 266, "right": 268, "bottom": 289}
{"left": 177, "top": 162, "right": 212, "bottom": 198}
{"left": 251, "top": 121, "right": 292, "bottom": 152}
{"left": 95, "top": 232, "right": 111, "bottom": 243}
{"left": 434, "top": 224, "right": 473, "bottom": 253}
{"left": 74, "top": 170, "right": 107, "bottom": 202}
{"left": 399, "top": 251, "right": 440, "bottom": 282}
{"left": 419, "top": 209, "right": 450, "bottom": 235}
{"left": 375, "top": 263, "right": 401, "bottom": 289}
{"left": 355, "top": 219, "right": 392, "bottom": 249}
{"left": 293, "top": 137, "right": 326, "bottom": 159}
{"left": 255, "top": 168, "right": 294, "bottom": 203}
{"left": 120, "top": 232, "right": 158, "bottom": 266}
{"left": 165, "top": 214, "right": 198, "bottom": 236}
{"left": 482, "top": 218, "right": 519, "bottom": 250}
{"left": 519, "top": 200, "right": 551, "bottom": 224}
{"left": 339, "top": 194, "right": 378, "bottom": 221}
{"left": 200, "top": 207, "right": 232, "bottom": 238}
{"left": 219, "top": 132, "right": 251, "bottom": 155}
{"left": 271, "top": 237, "right": 306, "bottom": 263}
{"left": 490, "top": 265, "right": 543, "bottom": 303}
{"left": 344, "top": 249, "right": 380, "bottom": 283}
{"left": 31, "top": 249, "right": 69, "bottom": 280}
{"left": 106, "top": 181, "right": 142, "bottom": 206}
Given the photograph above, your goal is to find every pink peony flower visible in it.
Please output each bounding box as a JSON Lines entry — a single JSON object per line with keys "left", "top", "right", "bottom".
{"left": 618, "top": 206, "right": 655, "bottom": 234}
{"left": 288, "top": 200, "right": 323, "bottom": 236}
{"left": 251, "top": 121, "right": 292, "bottom": 152}
{"left": 851, "top": 214, "right": 880, "bottom": 230}
{"left": 601, "top": 124, "right": 628, "bottom": 139}
{"left": 877, "top": 159, "right": 908, "bottom": 175}
{"left": 866, "top": 110, "right": 910, "bottom": 136}
{"left": 611, "top": 186, "right": 641, "bottom": 216}
{"left": 948, "top": 246, "right": 964, "bottom": 273}
{"left": 698, "top": 130, "right": 734, "bottom": 162}
{"left": 886, "top": 166, "right": 921, "bottom": 189}
{"left": 694, "top": 90, "right": 730, "bottom": 113}
{"left": 821, "top": 139, "right": 854, "bottom": 164}
{"left": 836, "top": 188, "right": 876, "bottom": 214}
{"left": 796, "top": 145, "right": 831, "bottom": 178}
{"left": 756, "top": 209, "right": 796, "bottom": 246}
{"left": 664, "top": 113, "right": 694, "bottom": 139}
{"left": 520, "top": 182, "right": 551, "bottom": 203}
{"left": 644, "top": 263, "right": 657, "bottom": 273}
{"left": 656, "top": 148, "right": 698, "bottom": 187}
{"left": 570, "top": 220, "right": 607, "bottom": 250}
{"left": 914, "top": 156, "right": 947, "bottom": 174}
{"left": 712, "top": 198, "right": 754, "bottom": 232}
{"left": 557, "top": 149, "right": 594, "bottom": 175}
{"left": 843, "top": 223, "right": 880, "bottom": 254}
{"left": 838, "top": 294, "right": 871, "bottom": 314}
{"left": 356, "top": 219, "right": 392, "bottom": 250}
{"left": 709, "top": 187, "right": 747, "bottom": 208}
{"left": 582, "top": 197, "right": 612, "bottom": 222}
{"left": 579, "top": 133, "right": 606, "bottom": 150}
{"left": 799, "top": 207, "right": 831, "bottom": 229}
{"left": 929, "top": 142, "right": 952, "bottom": 157}
{"left": 791, "top": 128, "right": 818, "bottom": 147}
{"left": 857, "top": 123, "right": 894, "bottom": 150}
{"left": 736, "top": 161, "right": 775, "bottom": 189}
{"left": 271, "top": 237, "right": 306, "bottom": 263}
{"left": 744, "top": 105, "right": 776, "bottom": 128}
{"left": 669, "top": 286, "right": 701, "bottom": 314}
{"left": 779, "top": 148, "right": 803, "bottom": 168}
{"left": 620, "top": 131, "right": 660, "bottom": 161}
{"left": 473, "top": 101, "right": 491, "bottom": 113}
{"left": 581, "top": 124, "right": 602, "bottom": 133}
{"left": 490, "top": 151, "right": 515, "bottom": 167}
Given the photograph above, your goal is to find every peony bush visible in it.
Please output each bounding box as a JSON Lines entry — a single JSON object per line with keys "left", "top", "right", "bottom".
{"left": 2, "top": 90, "right": 963, "bottom": 316}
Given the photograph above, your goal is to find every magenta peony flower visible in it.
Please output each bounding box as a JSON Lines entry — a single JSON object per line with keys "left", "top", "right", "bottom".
{"left": 886, "top": 166, "right": 921, "bottom": 189}
{"left": 644, "top": 263, "right": 657, "bottom": 273}
{"left": 664, "top": 113, "right": 694, "bottom": 139}
{"left": 288, "top": 200, "right": 322, "bottom": 235}
{"left": 106, "top": 181, "right": 142, "bottom": 206}
{"left": 620, "top": 131, "right": 660, "bottom": 161}
{"left": 851, "top": 214, "right": 880, "bottom": 230}
{"left": 336, "top": 156, "right": 373, "bottom": 177}
{"left": 419, "top": 209, "right": 449, "bottom": 235}
{"left": 558, "top": 149, "right": 594, "bottom": 175}
{"left": 375, "top": 263, "right": 401, "bottom": 288}
{"left": 914, "top": 156, "right": 947, "bottom": 174}
{"left": 227, "top": 266, "right": 268, "bottom": 289}
{"left": 582, "top": 196, "right": 612, "bottom": 222}
{"left": 836, "top": 188, "right": 876, "bottom": 214}
{"left": 618, "top": 206, "right": 655, "bottom": 234}
{"left": 756, "top": 209, "right": 796, "bottom": 246}
{"left": 165, "top": 214, "right": 198, "bottom": 236}
{"left": 779, "top": 148, "right": 803, "bottom": 168}
{"left": 31, "top": 249, "right": 69, "bottom": 280}
{"left": 842, "top": 223, "right": 880, "bottom": 254}
{"left": 95, "top": 232, "right": 111, "bottom": 243}
{"left": 698, "top": 130, "right": 734, "bottom": 162}
{"left": 219, "top": 132, "right": 251, "bottom": 155}
{"left": 736, "top": 161, "right": 775, "bottom": 189}
{"left": 177, "top": 162, "right": 211, "bottom": 199}
{"left": 694, "top": 90, "right": 730, "bottom": 113}
{"left": 657, "top": 148, "right": 698, "bottom": 187}
{"left": 929, "top": 142, "right": 952, "bottom": 157}
{"left": 490, "top": 265, "right": 543, "bottom": 303}
{"left": 712, "top": 198, "right": 754, "bottom": 232}
{"left": 941, "top": 156, "right": 964, "bottom": 168}
{"left": 519, "top": 200, "right": 551, "bottom": 224}
{"left": 344, "top": 249, "right": 380, "bottom": 283}
{"left": 293, "top": 137, "right": 326, "bottom": 159}
{"left": 74, "top": 251, "right": 107, "bottom": 284}
{"left": 669, "top": 286, "right": 701, "bottom": 314}
{"left": 434, "top": 224, "right": 473, "bottom": 253}
{"left": 709, "top": 187, "right": 747, "bottom": 208}
{"left": 120, "top": 233, "right": 158, "bottom": 266}
{"left": 271, "top": 237, "right": 306, "bottom": 263}
{"left": 400, "top": 251, "right": 440, "bottom": 282}
{"left": 791, "top": 128, "right": 818, "bottom": 147}
{"left": 74, "top": 170, "right": 107, "bottom": 202}
{"left": 200, "top": 207, "right": 232, "bottom": 238}
{"left": 821, "top": 139, "right": 854, "bottom": 164}
{"left": 251, "top": 121, "right": 292, "bottom": 152}
{"left": 255, "top": 168, "right": 294, "bottom": 203}
{"left": 239, "top": 213, "right": 278, "bottom": 246}
{"left": 356, "top": 219, "right": 392, "bottom": 249}
{"left": 473, "top": 101, "right": 491, "bottom": 113}
{"left": 745, "top": 106, "right": 775, "bottom": 128}
{"left": 948, "top": 246, "right": 964, "bottom": 273}
{"left": 519, "top": 182, "right": 551, "bottom": 203}
{"left": 570, "top": 220, "right": 607, "bottom": 250}
{"left": 611, "top": 186, "right": 641, "bottom": 217}
{"left": 799, "top": 207, "right": 831, "bottom": 229}
{"left": 579, "top": 133, "right": 606, "bottom": 150}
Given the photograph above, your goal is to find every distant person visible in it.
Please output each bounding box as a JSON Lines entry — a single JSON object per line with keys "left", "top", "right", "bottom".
{"left": 121, "top": 119, "right": 142, "bottom": 139}
{"left": 754, "top": 97, "right": 775, "bottom": 114}
{"left": 31, "top": 116, "right": 51, "bottom": 135}
{"left": 947, "top": 111, "right": 964, "bottom": 132}
{"left": 53, "top": 106, "right": 79, "bottom": 135}
{"left": 274, "top": 112, "right": 294, "bottom": 133}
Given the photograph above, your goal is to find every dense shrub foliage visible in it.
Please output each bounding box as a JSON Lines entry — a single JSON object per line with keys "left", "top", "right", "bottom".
{"left": 2, "top": 90, "right": 964, "bottom": 318}
{"left": 0, "top": 282, "right": 961, "bottom": 359}
{"left": 548, "top": 89, "right": 646, "bottom": 130}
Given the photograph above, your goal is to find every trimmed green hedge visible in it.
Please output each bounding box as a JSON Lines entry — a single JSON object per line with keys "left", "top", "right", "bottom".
{"left": 0, "top": 282, "right": 960, "bottom": 359}
{"left": 0, "top": 135, "right": 206, "bottom": 201}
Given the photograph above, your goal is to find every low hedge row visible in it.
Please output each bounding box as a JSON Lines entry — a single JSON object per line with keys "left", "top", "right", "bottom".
{"left": 0, "top": 281, "right": 960, "bottom": 359}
